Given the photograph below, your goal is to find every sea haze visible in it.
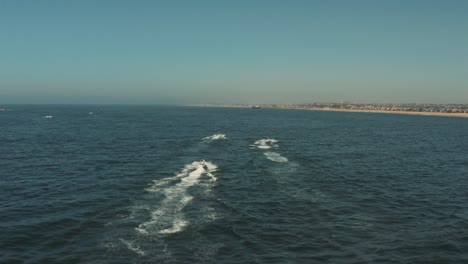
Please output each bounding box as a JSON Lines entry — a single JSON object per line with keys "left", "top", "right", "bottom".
{"left": 1, "top": 105, "right": 468, "bottom": 263}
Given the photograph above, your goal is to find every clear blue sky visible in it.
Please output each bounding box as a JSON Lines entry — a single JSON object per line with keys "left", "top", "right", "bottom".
{"left": 1, "top": 0, "right": 467, "bottom": 104}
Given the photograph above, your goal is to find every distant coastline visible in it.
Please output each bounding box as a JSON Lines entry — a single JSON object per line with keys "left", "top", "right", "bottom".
{"left": 191, "top": 104, "right": 468, "bottom": 118}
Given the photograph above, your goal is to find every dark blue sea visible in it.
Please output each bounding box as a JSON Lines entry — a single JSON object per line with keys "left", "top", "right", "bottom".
{"left": 1, "top": 105, "right": 468, "bottom": 264}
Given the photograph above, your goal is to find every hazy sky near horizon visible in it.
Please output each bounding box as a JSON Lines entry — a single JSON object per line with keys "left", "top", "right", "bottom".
{"left": 1, "top": 0, "right": 467, "bottom": 104}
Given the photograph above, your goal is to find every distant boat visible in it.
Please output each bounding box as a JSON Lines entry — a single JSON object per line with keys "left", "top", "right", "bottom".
{"left": 252, "top": 105, "right": 261, "bottom": 109}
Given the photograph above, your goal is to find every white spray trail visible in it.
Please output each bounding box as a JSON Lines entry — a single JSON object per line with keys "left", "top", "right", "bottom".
{"left": 253, "top": 138, "right": 278, "bottom": 149}
{"left": 254, "top": 138, "right": 288, "bottom": 163}
{"left": 136, "top": 161, "right": 217, "bottom": 235}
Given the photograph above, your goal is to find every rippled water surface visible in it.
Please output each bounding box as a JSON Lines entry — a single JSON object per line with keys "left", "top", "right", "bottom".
{"left": 1, "top": 105, "right": 468, "bottom": 263}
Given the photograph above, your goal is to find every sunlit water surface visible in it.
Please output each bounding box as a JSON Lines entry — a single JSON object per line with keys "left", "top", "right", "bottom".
{"left": 1, "top": 105, "right": 468, "bottom": 263}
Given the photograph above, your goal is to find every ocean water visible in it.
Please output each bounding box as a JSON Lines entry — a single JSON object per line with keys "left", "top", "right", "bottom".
{"left": 1, "top": 105, "right": 468, "bottom": 264}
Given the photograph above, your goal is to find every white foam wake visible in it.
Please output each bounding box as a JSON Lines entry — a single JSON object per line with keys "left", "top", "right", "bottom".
{"left": 254, "top": 138, "right": 278, "bottom": 149}
{"left": 119, "top": 238, "right": 145, "bottom": 256}
{"left": 136, "top": 161, "right": 217, "bottom": 235}
{"left": 203, "top": 134, "right": 226, "bottom": 141}
{"left": 264, "top": 151, "right": 288, "bottom": 163}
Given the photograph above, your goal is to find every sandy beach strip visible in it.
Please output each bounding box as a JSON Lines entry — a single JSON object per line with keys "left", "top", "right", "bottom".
{"left": 192, "top": 104, "right": 468, "bottom": 118}
{"left": 299, "top": 107, "right": 468, "bottom": 118}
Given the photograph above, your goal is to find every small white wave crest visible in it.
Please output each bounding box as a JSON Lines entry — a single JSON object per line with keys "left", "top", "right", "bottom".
{"left": 119, "top": 238, "right": 145, "bottom": 256}
{"left": 264, "top": 152, "right": 288, "bottom": 163}
{"left": 158, "top": 219, "right": 189, "bottom": 234}
{"left": 254, "top": 138, "right": 278, "bottom": 149}
{"left": 203, "top": 134, "right": 227, "bottom": 141}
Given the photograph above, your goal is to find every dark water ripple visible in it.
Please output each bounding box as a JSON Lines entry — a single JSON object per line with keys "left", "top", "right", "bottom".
{"left": 1, "top": 105, "right": 468, "bottom": 263}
